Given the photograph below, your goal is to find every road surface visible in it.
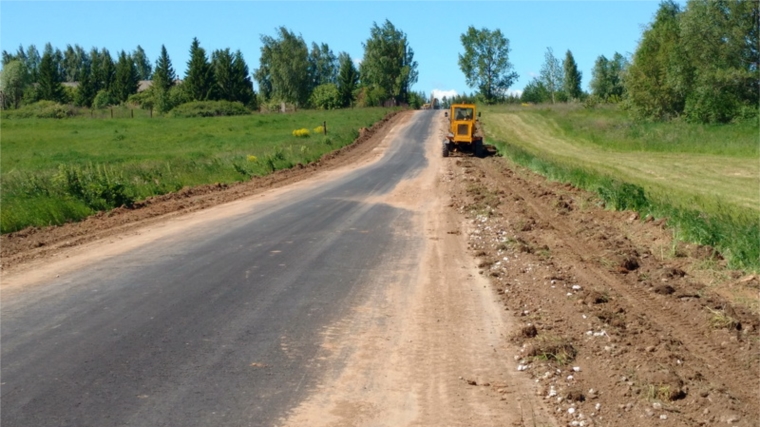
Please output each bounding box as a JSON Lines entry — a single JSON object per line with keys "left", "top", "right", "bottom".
{"left": 1, "top": 111, "right": 537, "bottom": 427}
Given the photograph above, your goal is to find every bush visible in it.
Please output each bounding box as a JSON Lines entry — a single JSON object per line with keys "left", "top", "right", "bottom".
{"left": 309, "top": 83, "right": 341, "bottom": 110}
{"left": 92, "top": 90, "right": 116, "bottom": 109}
{"left": 128, "top": 90, "right": 155, "bottom": 110}
{"left": 169, "top": 101, "right": 250, "bottom": 117}
{"left": 1, "top": 100, "right": 75, "bottom": 119}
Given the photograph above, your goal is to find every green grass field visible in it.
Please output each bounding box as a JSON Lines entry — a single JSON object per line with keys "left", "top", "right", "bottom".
{"left": 1, "top": 108, "right": 392, "bottom": 233}
{"left": 481, "top": 104, "right": 759, "bottom": 270}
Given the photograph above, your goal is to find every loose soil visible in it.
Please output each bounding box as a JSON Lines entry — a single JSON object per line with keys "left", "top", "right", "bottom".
{"left": 443, "top": 107, "right": 759, "bottom": 425}
{"left": 2, "top": 110, "right": 758, "bottom": 426}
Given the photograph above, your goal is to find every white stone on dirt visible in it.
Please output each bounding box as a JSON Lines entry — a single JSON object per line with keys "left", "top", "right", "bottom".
{"left": 568, "top": 407, "right": 576, "bottom": 414}
{"left": 659, "top": 414, "right": 668, "bottom": 420}
{"left": 572, "top": 285, "right": 582, "bottom": 290}
{"left": 573, "top": 366, "right": 581, "bottom": 372}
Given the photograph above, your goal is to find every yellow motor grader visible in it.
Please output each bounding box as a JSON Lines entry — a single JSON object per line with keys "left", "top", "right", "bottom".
{"left": 443, "top": 103, "right": 484, "bottom": 157}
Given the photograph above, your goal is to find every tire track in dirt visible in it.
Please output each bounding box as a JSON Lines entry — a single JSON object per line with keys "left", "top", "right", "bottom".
{"left": 448, "top": 150, "right": 758, "bottom": 426}
{"left": 480, "top": 161, "right": 753, "bottom": 406}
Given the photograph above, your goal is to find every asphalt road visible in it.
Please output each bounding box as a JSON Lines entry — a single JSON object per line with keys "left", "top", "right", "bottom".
{"left": 1, "top": 110, "right": 435, "bottom": 427}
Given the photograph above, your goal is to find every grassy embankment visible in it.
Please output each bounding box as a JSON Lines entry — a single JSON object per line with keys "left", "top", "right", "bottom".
{"left": 481, "top": 104, "right": 759, "bottom": 271}
{"left": 1, "top": 108, "right": 392, "bottom": 233}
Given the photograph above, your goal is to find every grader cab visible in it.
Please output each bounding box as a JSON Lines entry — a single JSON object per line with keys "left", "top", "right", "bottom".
{"left": 443, "top": 103, "right": 484, "bottom": 157}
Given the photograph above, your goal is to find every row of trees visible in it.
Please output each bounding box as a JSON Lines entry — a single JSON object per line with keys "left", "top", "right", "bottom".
{"left": 458, "top": 0, "right": 756, "bottom": 124}
{"left": 254, "top": 20, "right": 419, "bottom": 110}
{"left": 0, "top": 39, "right": 256, "bottom": 113}
{"left": 625, "top": 0, "right": 758, "bottom": 122}
{"left": 0, "top": 19, "right": 421, "bottom": 112}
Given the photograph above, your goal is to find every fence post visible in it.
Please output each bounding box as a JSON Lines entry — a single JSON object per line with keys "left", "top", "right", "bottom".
{"left": 131, "top": 109, "right": 134, "bottom": 118}
{"left": 110, "top": 108, "right": 113, "bottom": 119}
{"left": 323, "top": 121, "right": 327, "bottom": 135}
{"left": 150, "top": 107, "right": 153, "bottom": 118}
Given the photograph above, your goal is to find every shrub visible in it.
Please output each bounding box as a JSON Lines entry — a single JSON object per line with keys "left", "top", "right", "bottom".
{"left": 92, "top": 90, "right": 117, "bottom": 109}
{"left": 309, "top": 83, "right": 341, "bottom": 110}
{"left": 128, "top": 90, "right": 155, "bottom": 110}
{"left": 169, "top": 101, "right": 250, "bottom": 117}
{"left": 1, "top": 100, "right": 75, "bottom": 119}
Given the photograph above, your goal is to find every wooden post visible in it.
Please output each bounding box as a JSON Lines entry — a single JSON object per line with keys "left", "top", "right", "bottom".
{"left": 150, "top": 107, "right": 153, "bottom": 118}
{"left": 110, "top": 108, "right": 113, "bottom": 119}
{"left": 131, "top": 109, "right": 134, "bottom": 118}
{"left": 323, "top": 121, "right": 327, "bottom": 135}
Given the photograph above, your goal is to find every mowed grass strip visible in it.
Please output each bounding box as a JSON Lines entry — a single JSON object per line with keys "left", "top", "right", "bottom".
{"left": 481, "top": 105, "right": 759, "bottom": 271}
{"left": 1, "top": 108, "right": 392, "bottom": 233}
{"left": 483, "top": 106, "right": 758, "bottom": 214}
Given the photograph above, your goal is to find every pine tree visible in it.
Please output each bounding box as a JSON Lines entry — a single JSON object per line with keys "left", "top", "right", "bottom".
{"left": 37, "top": 50, "right": 66, "bottom": 102}
{"left": 212, "top": 48, "right": 235, "bottom": 101}
{"left": 112, "top": 50, "right": 139, "bottom": 103}
{"left": 184, "top": 37, "right": 216, "bottom": 101}
{"left": 336, "top": 52, "right": 358, "bottom": 107}
{"left": 153, "top": 45, "right": 176, "bottom": 92}
{"left": 232, "top": 50, "right": 256, "bottom": 108}
{"left": 75, "top": 62, "right": 97, "bottom": 107}
{"left": 152, "top": 45, "right": 177, "bottom": 113}
{"left": 562, "top": 50, "right": 583, "bottom": 100}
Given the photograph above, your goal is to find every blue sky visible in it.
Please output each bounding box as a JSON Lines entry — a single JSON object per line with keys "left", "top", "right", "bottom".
{"left": 1, "top": 1, "right": 666, "bottom": 99}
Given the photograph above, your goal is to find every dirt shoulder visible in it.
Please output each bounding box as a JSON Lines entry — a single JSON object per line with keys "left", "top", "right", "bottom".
{"left": 0, "top": 110, "right": 409, "bottom": 272}
{"left": 446, "top": 111, "right": 759, "bottom": 426}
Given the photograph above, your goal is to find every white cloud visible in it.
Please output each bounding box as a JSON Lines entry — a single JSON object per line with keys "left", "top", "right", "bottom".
{"left": 431, "top": 89, "right": 458, "bottom": 101}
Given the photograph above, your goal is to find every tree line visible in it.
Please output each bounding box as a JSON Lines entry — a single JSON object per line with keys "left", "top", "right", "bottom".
{"left": 0, "top": 19, "right": 423, "bottom": 113}
{"left": 459, "top": 0, "right": 757, "bottom": 123}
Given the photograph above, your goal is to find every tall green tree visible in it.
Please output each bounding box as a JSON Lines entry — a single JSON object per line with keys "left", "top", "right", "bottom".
{"left": 212, "top": 48, "right": 256, "bottom": 107}
{"left": 152, "top": 44, "right": 177, "bottom": 113}
{"left": 112, "top": 50, "right": 139, "bottom": 103}
{"left": 360, "top": 20, "right": 418, "bottom": 105}
{"left": 184, "top": 37, "right": 216, "bottom": 101}
{"left": 91, "top": 48, "right": 115, "bottom": 93}
{"left": 336, "top": 52, "right": 359, "bottom": 107}
{"left": 539, "top": 47, "right": 564, "bottom": 103}
{"left": 232, "top": 50, "right": 256, "bottom": 108}
{"left": 0, "top": 60, "right": 29, "bottom": 108}
{"left": 255, "top": 27, "right": 310, "bottom": 106}
{"left": 132, "top": 45, "right": 152, "bottom": 80}
{"left": 308, "top": 42, "right": 338, "bottom": 89}
{"left": 625, "top": 0, "right": 685, "bottom": 119}
{"left": 62, "top": 44, "right": 87, "bottom": 82}
{"left": 678, "top": 0, "right": 759, "bottom": 122}
{"left": 590, "top": 52, "right": 628, "bottom": 101}
{"left": 37, "top": 50, "right": 66, "bottom": 102}
{"left": 74, "top": 62, "right": 96, "bottom": 107}
{"left": 458, "top": 26, "right": 518, "bottom": 103}
{"left": 562, "top": 50, "right": 583, "bottom": 100}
